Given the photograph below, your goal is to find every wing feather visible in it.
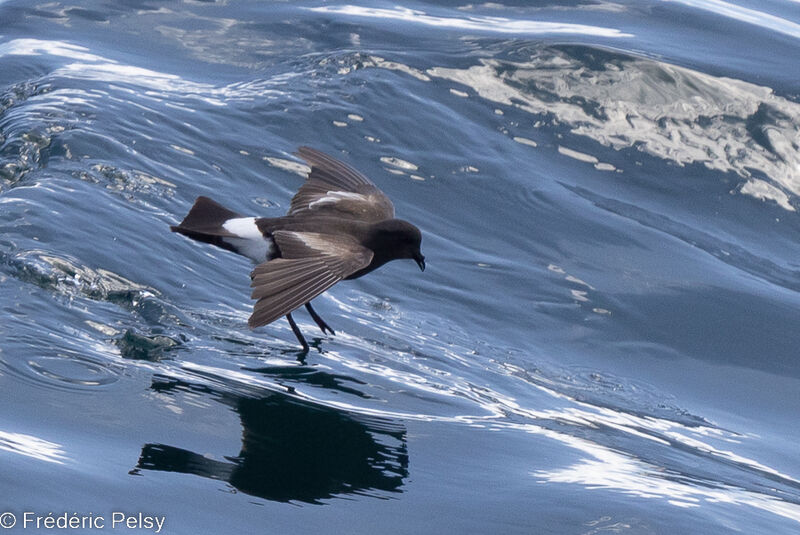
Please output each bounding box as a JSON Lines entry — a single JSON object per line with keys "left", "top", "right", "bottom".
{"left": 250, "top": 270, "right": 338, "bottom": 328}
{"left": 296, "top": 146, "right": 375, "bottom": 189}
{"left": 247, "top": 231, "right": 373, "bottom": 328}
{"left": 289, "top": 147, "right": 394, "bottom": 221}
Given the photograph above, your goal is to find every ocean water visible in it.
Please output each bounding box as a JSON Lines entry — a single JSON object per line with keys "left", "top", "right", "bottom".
{"left": 1, "top": 1, "right": 799, "bottom": 533}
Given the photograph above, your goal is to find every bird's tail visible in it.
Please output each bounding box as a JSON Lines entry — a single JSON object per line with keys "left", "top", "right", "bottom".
{"left": 170, "top": 196, "right": 243, "bottom": 253}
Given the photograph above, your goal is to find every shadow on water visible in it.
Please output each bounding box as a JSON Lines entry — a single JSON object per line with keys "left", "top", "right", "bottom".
{"left": 132, "top": 375, "right": 408, "bottom": 504}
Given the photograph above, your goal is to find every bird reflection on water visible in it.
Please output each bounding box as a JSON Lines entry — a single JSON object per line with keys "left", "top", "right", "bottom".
{"left": 132, "top": 375, "right": 408, "bottom": 504}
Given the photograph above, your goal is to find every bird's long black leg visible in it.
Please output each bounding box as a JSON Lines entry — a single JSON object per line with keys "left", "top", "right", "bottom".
{"left": 286, "top": 313, "right": 309, "bottom": 352}
{"left": 305, "top": 302, "right": 335, "bottom": 335}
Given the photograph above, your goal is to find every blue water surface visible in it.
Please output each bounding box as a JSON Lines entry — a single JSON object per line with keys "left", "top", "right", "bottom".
{"left": 1, "top": 1, "right": 799, "bottom": 533}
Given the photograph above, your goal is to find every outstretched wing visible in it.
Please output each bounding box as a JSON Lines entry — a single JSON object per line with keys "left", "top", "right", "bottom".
{"left": 288, "top": 147, "right": 395, "bottom": 222}
{"left": 248, "top": 230, "right": 373, "bottom": 328}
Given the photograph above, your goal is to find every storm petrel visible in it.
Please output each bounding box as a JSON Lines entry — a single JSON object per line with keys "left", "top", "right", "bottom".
{"left": 171, "top": 147, "right": 425, "bottom": 352}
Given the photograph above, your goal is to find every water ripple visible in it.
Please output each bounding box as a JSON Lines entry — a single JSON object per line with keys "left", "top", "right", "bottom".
{"left": 307, "top": 5, "right": 634, "bottom": 38}
{"left": 664, "top": 0, "right": 800, "bottom": 39}
{"left": 422, "top": 45, "right": 800, "bottom": 210}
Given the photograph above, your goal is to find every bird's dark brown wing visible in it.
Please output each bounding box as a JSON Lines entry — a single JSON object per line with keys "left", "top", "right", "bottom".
{"left": 248, "top": 230, "right": 373, "bottom": 328}
{"left": 288, "top": 147, "right": 395, "bottom": 222}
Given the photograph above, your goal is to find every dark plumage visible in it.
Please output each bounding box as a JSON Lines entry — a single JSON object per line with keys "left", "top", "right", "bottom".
{"left": 171, "top": 147, "right": 425, "bottom": 352}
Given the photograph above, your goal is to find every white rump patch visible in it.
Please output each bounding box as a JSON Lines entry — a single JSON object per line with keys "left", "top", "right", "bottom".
{"left": 223, "top": 217, "right": 261, "bottom": 238}
{"left": 308, "top": 190, "right": 366, "bottom": 209}
{"left": 222, "top": 217, "right": 274, "bottom": 263}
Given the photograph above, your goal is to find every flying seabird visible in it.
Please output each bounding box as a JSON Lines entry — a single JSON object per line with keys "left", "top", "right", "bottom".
{"left": 171, "top": 147, "right": 425, "bottom": 352}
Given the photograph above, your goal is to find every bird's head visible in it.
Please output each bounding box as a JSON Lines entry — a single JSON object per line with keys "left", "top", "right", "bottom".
{"left": 369, "top": 219, "right": 425, "bottom": 271}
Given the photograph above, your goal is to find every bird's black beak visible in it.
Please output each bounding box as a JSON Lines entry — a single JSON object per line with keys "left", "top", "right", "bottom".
{"left": 415, "top": 254, "right": 426, "bottom": 272}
